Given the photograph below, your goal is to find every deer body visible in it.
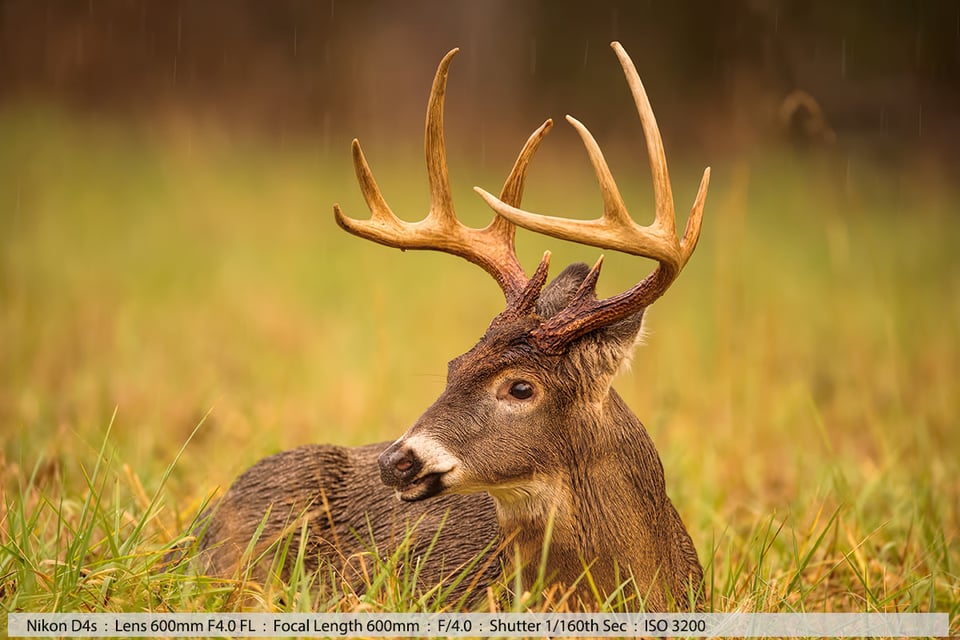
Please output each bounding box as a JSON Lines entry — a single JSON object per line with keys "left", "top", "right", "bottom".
{"left": 191, "top": 42, "right": 709, "bottom": 611}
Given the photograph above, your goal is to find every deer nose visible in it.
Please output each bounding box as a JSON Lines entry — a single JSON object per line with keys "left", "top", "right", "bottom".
{"left": 378, "top": 442, "right": 422, "bottom": 487}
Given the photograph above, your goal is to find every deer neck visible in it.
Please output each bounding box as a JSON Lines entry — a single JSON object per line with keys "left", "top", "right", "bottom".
{"left": 490, "top": 388, "right": 669, "bottom": 597}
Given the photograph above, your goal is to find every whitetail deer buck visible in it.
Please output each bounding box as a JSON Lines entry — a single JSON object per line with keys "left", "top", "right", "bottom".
{"left": 190, "top": 42, "right": 709, "bottom": 611}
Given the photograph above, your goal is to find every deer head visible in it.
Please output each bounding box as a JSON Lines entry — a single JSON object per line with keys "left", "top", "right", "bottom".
{"left": 334, "top": 42, "right": 709, "bottom": 607}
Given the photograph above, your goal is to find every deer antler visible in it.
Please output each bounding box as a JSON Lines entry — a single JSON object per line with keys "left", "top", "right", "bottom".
{"left": 474, "top": 41, "right": 711, "bottom": 353}
{"left": 333, "top": 48, "right": 553, "bottom": 305}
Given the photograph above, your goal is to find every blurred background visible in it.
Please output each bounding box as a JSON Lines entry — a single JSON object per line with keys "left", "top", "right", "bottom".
{"left": 2, "top": 0, "right": 959, "bottom": 168}
{"left": 0, "top": 0, "right": 960, "bottom": 626}
{"left": 0, "top": 2, "right": 957, "bottom": 609}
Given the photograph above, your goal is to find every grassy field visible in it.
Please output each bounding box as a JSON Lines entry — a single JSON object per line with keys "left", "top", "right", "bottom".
{"left": 0, "top": 108, "right": 958, "bottom": 629}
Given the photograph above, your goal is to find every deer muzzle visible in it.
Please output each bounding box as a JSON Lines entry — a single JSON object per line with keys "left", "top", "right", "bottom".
{"left": 378, "top": 441, "right": 421, "bottom": 485}
{"left": 378, "top": 436, "right": 459, "bottom": 502}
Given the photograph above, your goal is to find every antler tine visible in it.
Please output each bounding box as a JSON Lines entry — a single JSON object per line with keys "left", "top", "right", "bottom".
{"left": 611, "top": 42, "right": 677, "bottom": 245}
{"left": 612, "top": 41, "right": 711, "bottom": 270}
{"left": 333, "top": 48, "right": 554, "bottom": 304}
{"left": 424, "top": 48, "right": 457, "bottom": 228}
{"left": 681, "top": 166, "right": 711, "bottom": 267}
{"left": 488, "top": 118, "right": 554, "bottom": 256}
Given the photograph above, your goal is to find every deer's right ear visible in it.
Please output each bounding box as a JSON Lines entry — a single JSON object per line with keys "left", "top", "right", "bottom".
{"left": 536, "top": 263, "right": 592, "bottom": 319}
{"left": 537, "top": 262, "right": 646, "bottom": 348}
{"left": 537, "top": 262, "right": 647, "bottom": 377}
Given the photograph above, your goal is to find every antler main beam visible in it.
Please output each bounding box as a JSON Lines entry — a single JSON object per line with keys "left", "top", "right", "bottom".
{"left": 333, "top": 48, "right": 553, "bottom": 305}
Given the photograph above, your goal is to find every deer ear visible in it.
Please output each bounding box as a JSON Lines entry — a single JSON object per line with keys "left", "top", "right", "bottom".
{"left": 585, "top": 308, "right": 648, "bottom": 378}
{"left": 601, "top": 308, "right": 647, "bottom": 351}
{"left": 537, "top": 262, "right": 646, "bottom": 370}
{"left": 536, "top": 263, "right": 591, "bottom": 319}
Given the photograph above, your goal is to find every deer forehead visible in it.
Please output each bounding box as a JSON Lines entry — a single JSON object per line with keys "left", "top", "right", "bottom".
{"left": 445, "top": 334, "right": 551, "bottom": 386}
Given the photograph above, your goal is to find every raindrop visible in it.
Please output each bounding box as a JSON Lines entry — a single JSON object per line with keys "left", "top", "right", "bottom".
{"left": 774, "top": 7, "right": 779, "bottom": 33}
{"left": 330, "top": 0, "right": 335, "bottom": 20}
{"left": 529, "top": 38, "right": 538, "bottom": 75}
{"left": 844, "top": 155, "right": 852, "bottom": 194}
{"left": 917, "top": 104, "right": 923, "bottom": 137}
{"left": 323, "top": 111, "right": 331, "bottom": 158}
{"left": 177, "top": 7, "right": 182, "bottom": 53}
{"left": 294, "top": 25, "right": 298, "bottom": 56}
{"left": 583, "top": 40, "right": 590, "bottom": 69}
{"left": 840, "top": 37, "right": 846, "bottom": 79}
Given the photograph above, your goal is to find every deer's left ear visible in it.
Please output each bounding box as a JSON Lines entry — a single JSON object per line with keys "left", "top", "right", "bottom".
{"left": 559, "top": 307, "right": 647, "bottom": 393}
{"left": 594, "top": 307, "right": 647, "bottom": 373}
{"left": 603, "top": 308, "right": 647, "bottom": 349}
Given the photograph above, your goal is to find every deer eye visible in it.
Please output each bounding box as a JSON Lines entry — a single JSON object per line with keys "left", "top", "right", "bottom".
{"left": 508, "top": 381, "right": 534, "bottom": 400}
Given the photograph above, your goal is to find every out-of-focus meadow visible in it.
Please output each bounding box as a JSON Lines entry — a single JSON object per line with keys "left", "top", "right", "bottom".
{"left": 1, "top": 0, "right": 958, "bottom": 623}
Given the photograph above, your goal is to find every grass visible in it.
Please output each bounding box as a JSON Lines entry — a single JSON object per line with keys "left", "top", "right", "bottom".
{"left": 0, "top": 107, "right": 958, "bottom": 631}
